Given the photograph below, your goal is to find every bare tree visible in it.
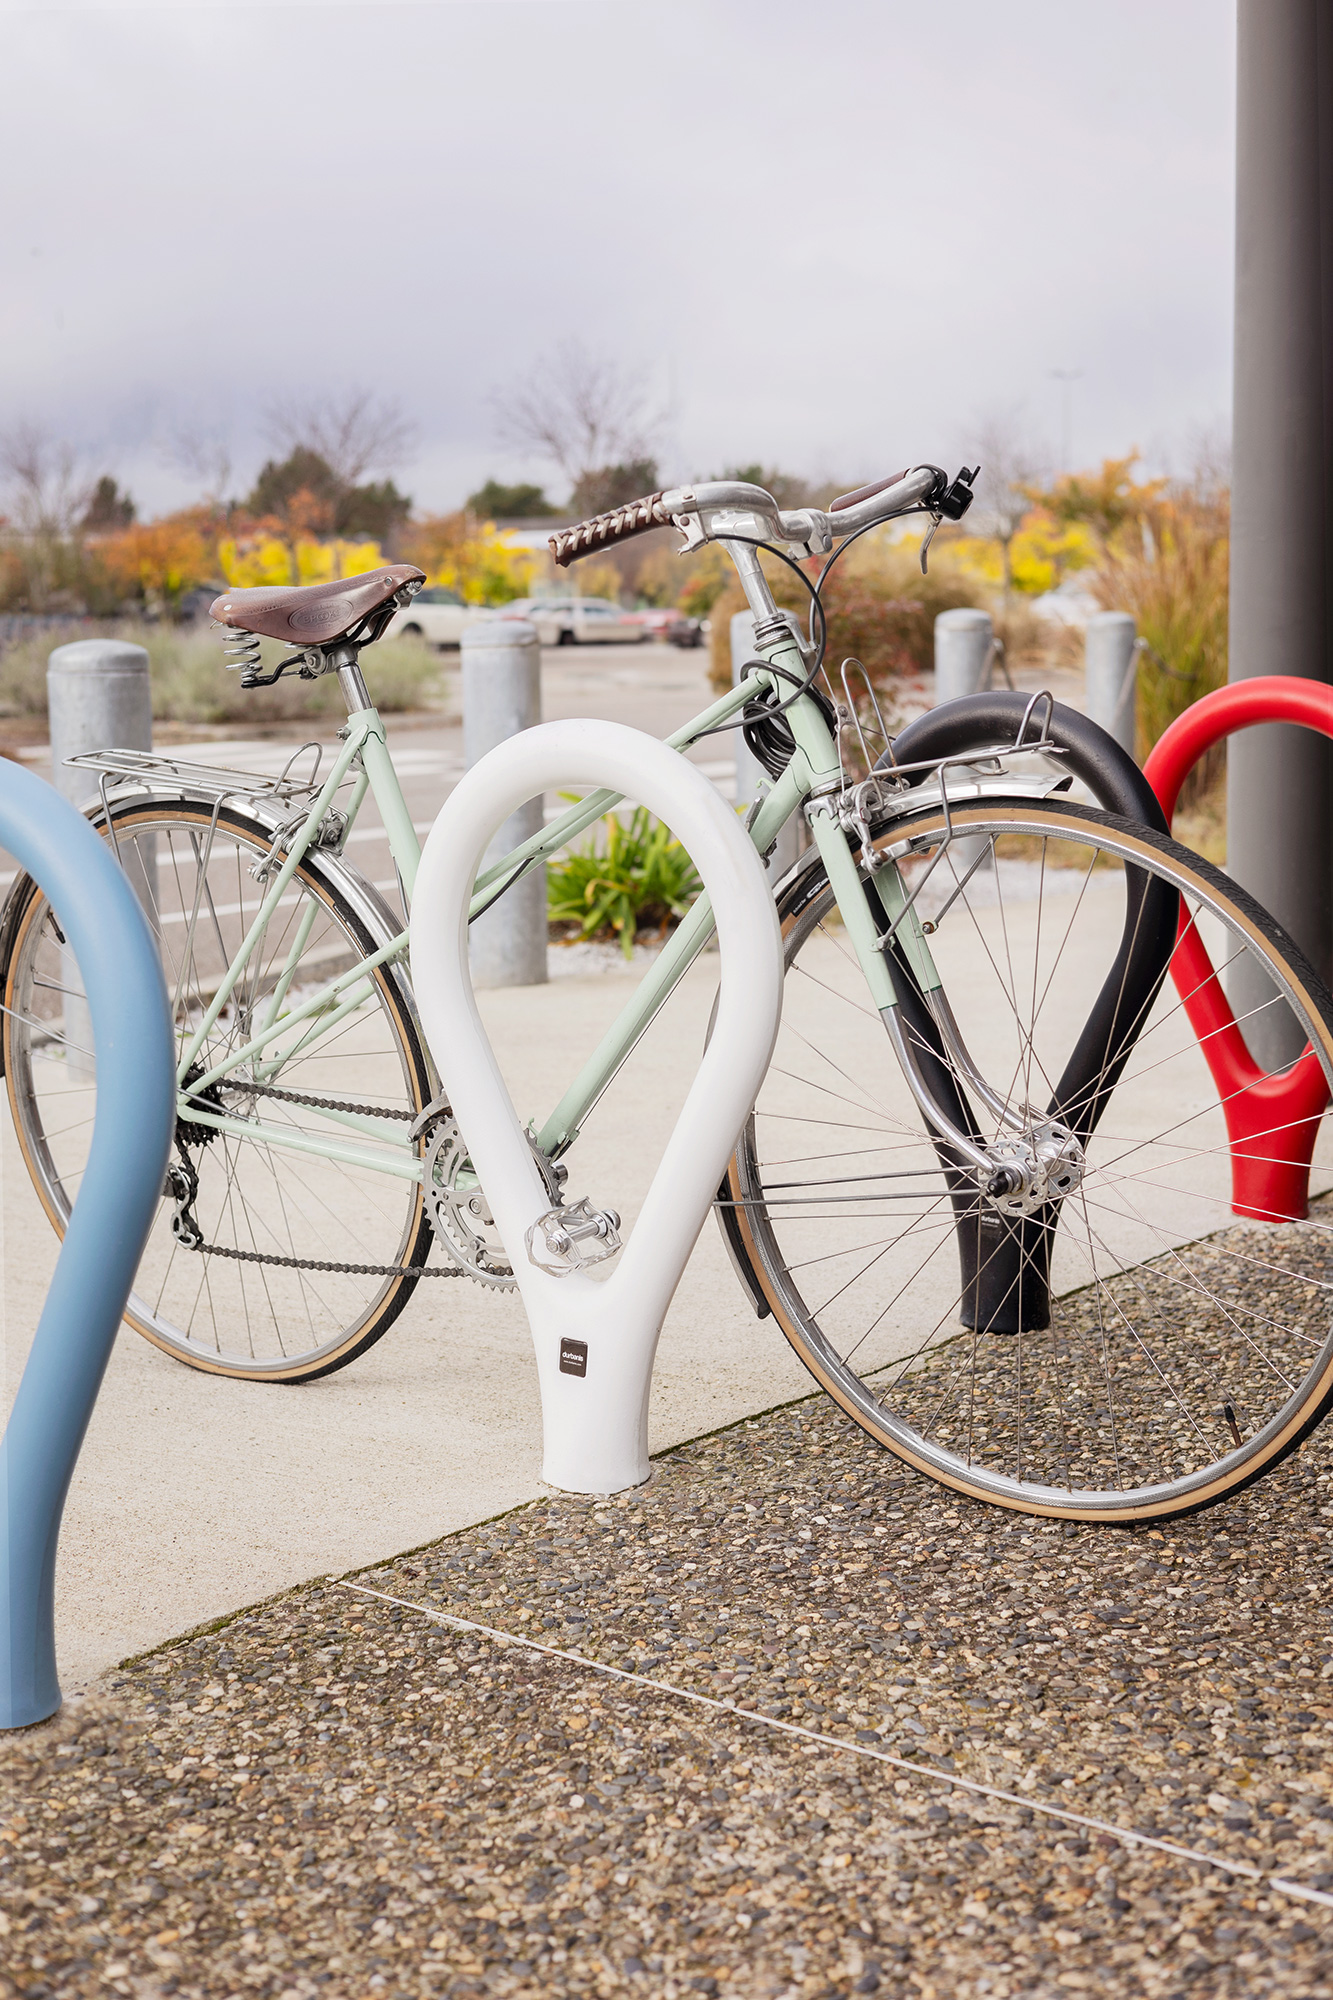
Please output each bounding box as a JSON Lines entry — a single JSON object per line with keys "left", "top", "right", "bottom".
{"left": 0, "top": 423, "right": 93, "bottom": 538}
{"left": 1167, "top": 420, "right": 1231, "bottom": 509}
{"left": 493, "top": 339, "right": 661, "bottom": 489}
{"left": 262, "top": 387, "right": 416, "bottom": 489}
{"left": 162, "top": 424, "right": 233, "bottom": 510}
{"left": 0, "top": 424, "right": 101, "bottom": 612}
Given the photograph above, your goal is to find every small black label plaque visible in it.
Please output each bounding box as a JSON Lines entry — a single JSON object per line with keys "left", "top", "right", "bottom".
{"left": 559, "top": 1338, "right": 588, "bottom": 1378}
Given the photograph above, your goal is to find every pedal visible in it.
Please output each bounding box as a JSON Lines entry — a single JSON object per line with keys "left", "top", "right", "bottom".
{"left": 526, "top": 1197, "right": 622, "bottom": 1276}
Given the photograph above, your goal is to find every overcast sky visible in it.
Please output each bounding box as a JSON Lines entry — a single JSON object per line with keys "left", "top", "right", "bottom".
{"left": 2, "top": 0, "right": 1237, "bottom": 517}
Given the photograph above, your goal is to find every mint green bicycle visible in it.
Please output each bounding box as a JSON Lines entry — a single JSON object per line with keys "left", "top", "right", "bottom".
{"left": 6, "top": 465, "right": 1333, "bottom": 1522}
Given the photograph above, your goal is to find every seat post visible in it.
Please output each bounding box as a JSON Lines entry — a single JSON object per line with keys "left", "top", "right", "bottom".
{"left": 337, "top": 658, "right": 372, "bottom": 713}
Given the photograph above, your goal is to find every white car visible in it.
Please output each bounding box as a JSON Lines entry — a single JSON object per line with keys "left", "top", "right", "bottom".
{"left": 501, "top": 597, "right": 648, "bottom": 646}
{"left": 385, "top": 584, "right": 477, "bottom": 649}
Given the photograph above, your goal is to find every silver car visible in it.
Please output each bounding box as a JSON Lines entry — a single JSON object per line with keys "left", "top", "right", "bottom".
{"left": 502, "top": 597, "right": 648, "bottom": 646}
{"left": 385, "top": 584, "right": 478, "bottom": 649}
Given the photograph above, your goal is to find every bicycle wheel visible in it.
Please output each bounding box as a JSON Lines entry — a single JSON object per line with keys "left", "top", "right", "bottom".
{"left": 3, "top": 796, "right": 436, "bottom": 1381}
{"left": 726, "top": 797, "right": 1333, "bottom": 1520}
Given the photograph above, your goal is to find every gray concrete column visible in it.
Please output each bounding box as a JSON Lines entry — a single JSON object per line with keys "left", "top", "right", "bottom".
{"left": 47, "top": 639, "right": 154, "bottom": 1072}
{"left": 934, "top": 609, "right": 996, "bottom": 871}
{"left": 1227, "top": 0, "right": 1333, "bottom": 1066}
{"left": 463, "top": 617, "right": 547, "bottom": 988}
{"left": 730, "top": 610, "right": 801, "bottom": 877}
{"left": 1085, "top": 612, "right": 1139, "bottom": 760}
{"left": 47, "top": 638, "right": 152, "bottom": 801}
{"left": 934, "top": 608, "right": 994, "bottom": 704}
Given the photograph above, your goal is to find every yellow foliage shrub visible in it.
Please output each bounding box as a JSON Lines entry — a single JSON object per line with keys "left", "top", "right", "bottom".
{"left": 216, "top": 533, "right": 386, "bottom": 589}
{"left": 401, "top": 512, "right": 536, "bottom": 604}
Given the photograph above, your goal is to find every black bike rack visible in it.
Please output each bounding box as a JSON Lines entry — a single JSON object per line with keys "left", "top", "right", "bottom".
{"left": 877, "top": 693, "right": 1178, "bottom": 1336}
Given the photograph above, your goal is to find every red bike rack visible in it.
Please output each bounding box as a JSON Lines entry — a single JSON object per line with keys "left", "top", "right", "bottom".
{"left": 1144, "top": 676, "right": 1333, "bottom": 1222}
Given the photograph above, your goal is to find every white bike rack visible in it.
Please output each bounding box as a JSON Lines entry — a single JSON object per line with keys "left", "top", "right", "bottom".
{"left": 411, "top": 720, "right": 784, "bottom": 1495}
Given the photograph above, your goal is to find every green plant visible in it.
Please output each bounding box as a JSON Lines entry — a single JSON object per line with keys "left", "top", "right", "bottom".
{"left": 547, "top": 805, "right": 702, "bottom": 956}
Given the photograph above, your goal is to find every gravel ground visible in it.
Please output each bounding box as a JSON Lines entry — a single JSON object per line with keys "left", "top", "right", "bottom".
{"left": 6, "top": 1383, "right": 1333, "bottom": 1999}
{"left": 887, "top": 1216, "right": 1333, "bottom": 1493}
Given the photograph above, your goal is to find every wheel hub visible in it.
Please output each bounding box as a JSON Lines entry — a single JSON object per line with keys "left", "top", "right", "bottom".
{"left": 983, "top": 1122, "right": 1085, "bottom": 1216}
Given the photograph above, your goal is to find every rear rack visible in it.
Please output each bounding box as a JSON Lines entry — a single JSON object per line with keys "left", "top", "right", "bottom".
{"left": 61, "top": 742, "right": 329, "bottom": 805}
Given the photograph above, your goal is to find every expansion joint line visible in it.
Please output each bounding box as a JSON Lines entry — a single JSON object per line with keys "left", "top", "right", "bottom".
{"left": 338, "top": 1581, "right": 1333, "bottom": 1911}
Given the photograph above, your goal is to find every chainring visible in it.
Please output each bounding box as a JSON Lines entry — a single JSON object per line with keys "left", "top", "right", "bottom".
{"left": 421, "top": 1116, "right": 516, "bottom": 1288}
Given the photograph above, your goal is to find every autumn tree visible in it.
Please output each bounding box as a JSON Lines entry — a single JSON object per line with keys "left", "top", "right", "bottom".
{"left": 98, "top": 512, "right": 211, "bottom": 615}
{"left": 400, "top": 511, "right": 534, "bottom": 605}
{"left": 1022, "top": 452, "right": 1230, "bottom": 769}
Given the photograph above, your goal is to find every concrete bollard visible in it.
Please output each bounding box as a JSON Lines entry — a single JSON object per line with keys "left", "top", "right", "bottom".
{"left": 933, "top": 609, "right": 996, "bottom": 872}
{"left": 47, "top": 639, "right": 155, "bottom": 1072}
{"left": 47, "top": 637, "right": 153, "bottom": 804}
{"left": 463, "top": 618, "right": 547, "bottom": 987}
{"left": 1085, "top": 611, "right": 1139, "bottom": 760}
{"left": 933, "top": 607, "right": 994, "bottom": 704}
{"left": 730, "top": 610, "right": 801, "bottom": 877}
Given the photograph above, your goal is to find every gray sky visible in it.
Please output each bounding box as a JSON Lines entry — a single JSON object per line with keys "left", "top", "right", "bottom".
{"left": 3, "top": 0, "right": 1237, "bottom": 516}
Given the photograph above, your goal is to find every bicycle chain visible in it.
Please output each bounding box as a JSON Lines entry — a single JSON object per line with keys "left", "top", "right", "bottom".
{"left": 178, "top": 1235, "right": 461, "bottom": 1279}
{"left": 171, "top": 1076, "right": 461, "bottom": 1278}
{"left": 209, "top": 1075, "right": 417, "bottom": 1121}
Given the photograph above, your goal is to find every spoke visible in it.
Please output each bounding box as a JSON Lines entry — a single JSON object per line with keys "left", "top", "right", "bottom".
{"left": 1076, "top": 1177, "right": 1124, "bottom": 1490}
{"left": 1077, "top": 1191, "right": 1312, "bottom": 1385}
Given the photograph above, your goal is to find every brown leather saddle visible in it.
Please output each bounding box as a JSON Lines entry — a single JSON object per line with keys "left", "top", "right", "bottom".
{"left": 210, "top": 564, "right": 425, "bottom": 649}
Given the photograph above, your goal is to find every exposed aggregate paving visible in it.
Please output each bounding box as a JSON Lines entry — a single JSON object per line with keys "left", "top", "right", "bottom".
{"left": 6, "top": 1385, "right": 1333, "bottom": 1999}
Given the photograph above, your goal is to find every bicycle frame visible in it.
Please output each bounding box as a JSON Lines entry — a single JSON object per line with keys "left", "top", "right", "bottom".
{"left": 168, "top": 583, "right": 952, "bottom": 1193}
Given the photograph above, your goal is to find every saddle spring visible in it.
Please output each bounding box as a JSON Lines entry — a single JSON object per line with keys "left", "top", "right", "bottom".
{"left": 217, "top": 624, "right": 262, "bottom": 677}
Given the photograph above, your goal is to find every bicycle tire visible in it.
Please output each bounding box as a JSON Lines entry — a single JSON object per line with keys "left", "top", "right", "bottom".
{"left": 2, "top": 795, "right": 437, "bottom": 1382}
{"left": 725, "top": 797, "right": 1333, "bottom": 1521}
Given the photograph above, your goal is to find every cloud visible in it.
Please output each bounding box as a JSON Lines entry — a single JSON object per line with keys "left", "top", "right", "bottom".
{"left": 0, "top": 0, "right": 1236, "bottom": 512}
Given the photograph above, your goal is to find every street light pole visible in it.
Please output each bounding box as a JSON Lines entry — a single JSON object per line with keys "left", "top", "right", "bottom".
{"left": 1227, "top": 0, "right": 1333, "bottom": 1068}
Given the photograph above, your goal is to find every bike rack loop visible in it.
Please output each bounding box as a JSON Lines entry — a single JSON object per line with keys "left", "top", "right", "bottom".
{"left": 0, "top": 761, "right": 174, "bottom": 1729}
{"left": 410, "top": 720, "right": 784, "bottom": 1496}
{"left": 1144, "top": 674, "right": 1333, "bottom": 1223}
{"left": 875, "top": 692, "right": 1178, "bottom": 1335}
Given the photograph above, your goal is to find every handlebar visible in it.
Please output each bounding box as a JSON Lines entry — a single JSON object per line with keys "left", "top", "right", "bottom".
{"left": 548, "top": 463, "right": 976, "bottom": 569}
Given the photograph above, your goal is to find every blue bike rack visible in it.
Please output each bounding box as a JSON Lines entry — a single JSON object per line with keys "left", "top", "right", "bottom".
{"left": 0, "top": 761, "right": 173, "bottom": 1729}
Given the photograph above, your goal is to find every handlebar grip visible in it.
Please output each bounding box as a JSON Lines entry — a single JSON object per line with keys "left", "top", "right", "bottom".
{"left": 549, "top": 491, "right": 674, "bottom": 568}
